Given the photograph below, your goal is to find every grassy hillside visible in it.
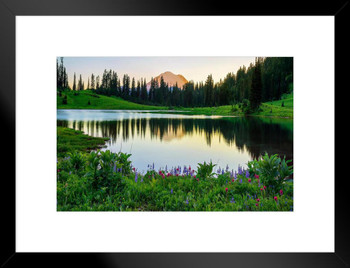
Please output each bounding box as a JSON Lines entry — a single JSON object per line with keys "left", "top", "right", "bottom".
{"left": 57, "top": 90, "right": 167, "bottom": 110}
{"left": 177, "top": 93, "right": 293, "bottom": 118}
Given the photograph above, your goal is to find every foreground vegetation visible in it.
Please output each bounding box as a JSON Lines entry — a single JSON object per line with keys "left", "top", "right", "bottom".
{"left": 57, "top": 150, "right": 293, "bottom": 211}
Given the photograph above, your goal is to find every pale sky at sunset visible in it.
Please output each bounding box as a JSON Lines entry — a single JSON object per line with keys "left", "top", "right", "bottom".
{"left": 61, "top": 57, "right": 256, "bottom": 87}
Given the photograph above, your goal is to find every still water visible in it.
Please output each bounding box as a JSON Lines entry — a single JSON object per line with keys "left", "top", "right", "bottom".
{"left": 57, "top": 109, "right": 293, "bottom": 173}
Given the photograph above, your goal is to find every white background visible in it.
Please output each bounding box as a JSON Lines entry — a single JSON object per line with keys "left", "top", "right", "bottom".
{"left": 16, "top": 16, "right": 334, "bottom": 252}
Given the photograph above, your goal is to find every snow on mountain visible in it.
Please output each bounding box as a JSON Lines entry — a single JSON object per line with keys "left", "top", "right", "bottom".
{"left": 146, "top": 71, "right": 188, "bottom": 90}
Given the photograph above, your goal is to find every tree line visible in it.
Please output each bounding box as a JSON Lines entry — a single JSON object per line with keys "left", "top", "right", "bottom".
{"left": 57, "top": 57, "right": 293, "bottom": 109}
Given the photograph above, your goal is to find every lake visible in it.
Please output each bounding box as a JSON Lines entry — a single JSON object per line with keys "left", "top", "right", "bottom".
{"left": 57, "top": 109, "right": 293, "bottom": 174}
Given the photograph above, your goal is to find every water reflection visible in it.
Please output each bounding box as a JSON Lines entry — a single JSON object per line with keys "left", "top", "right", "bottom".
{"left": 57, "top": 114, "right": 293, "bottom": 166}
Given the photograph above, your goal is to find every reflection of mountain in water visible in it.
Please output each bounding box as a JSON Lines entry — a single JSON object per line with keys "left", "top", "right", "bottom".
{"left": 57, "top": 117, "right": 293, "bottom": 161}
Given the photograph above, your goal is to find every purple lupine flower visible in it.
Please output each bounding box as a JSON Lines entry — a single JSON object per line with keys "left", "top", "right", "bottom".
{"left": 240, "top": 178, "right": 242, "bottom": 183}
{"left": 135, "top": 172, "right": 138, "bottom": 182}
{"left": 238, "top": 165, "right": 242, "bottom": 175}
{"left": 185, "top": 199, "right": 189, "bottom": 205}
{"left": 113, "top": 162, "right": 117, "bottom": 173}
{"left": 226, "top": 165, "right": 229, "bottom": 172}
{"left": 171, "top": 189, "right": 173, "bottom": 194}
{"left": 246, "top": 170, "right": 250, "bottom": 178}
{"left": 222, "top": 169, "right": 224, "bottom": 175}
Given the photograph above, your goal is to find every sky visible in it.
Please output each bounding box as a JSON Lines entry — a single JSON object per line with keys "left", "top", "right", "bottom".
{"left": 60, "top": 57, "right": 256, "bottom": 88}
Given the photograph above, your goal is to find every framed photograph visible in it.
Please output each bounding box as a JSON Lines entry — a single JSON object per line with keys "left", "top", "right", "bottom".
{"left": 1, "top": 0, "right": 345, "bottom": 267}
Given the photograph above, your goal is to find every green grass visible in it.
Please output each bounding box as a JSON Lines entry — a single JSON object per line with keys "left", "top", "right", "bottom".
{"left": 57, "top": 90, "right": 167, "bottom": 110}
{"left": 57, "top": 126, "right": 109, "bottom": 158}
{"left": 57, "top": 90, "right": 293, "bottom": 118}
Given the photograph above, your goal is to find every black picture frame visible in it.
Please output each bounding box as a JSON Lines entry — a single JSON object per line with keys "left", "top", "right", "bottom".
{"left": 0, "top": 0, "right": 346, "bottom": 267}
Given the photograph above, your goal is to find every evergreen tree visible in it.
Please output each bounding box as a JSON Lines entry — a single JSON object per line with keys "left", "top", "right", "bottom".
{"left": 96, "top": 75, "right": 100, "bottom": 90}
{"left": 72, "top": 72, "right": 76, "bottom": 91}
{"left": 249, "top": 58, "right": 263, "bottom": 110}
{"left": 91, "top": 74, "right": 95, "bottom": 90}
{"left": 204, "top": 74, "right": 214, "bottom": 106}
{"left": 136, "top": 80, "right": 141, "bottom": 99}
{"left": 131, "top": 77, "right": 136, "bottom": 98}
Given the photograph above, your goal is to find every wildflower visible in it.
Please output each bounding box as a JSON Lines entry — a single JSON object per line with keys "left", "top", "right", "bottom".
{"left": 113, "top": 162, "right": 117, "bottom": 173}
{"left": 196, "top": 178, "right": 199, "bottom": 182}
{"left": 255, "top": 203, "right": 259, "bottom": 207}
{"left": 240, "top": 178, "right": 242, "bottom": 183}
{"left": 254, "top": 174, "right": 259, "bottom": 179}
{"left": 274, "top": 196, "right": 278, "bottom": 202}
{"left": 260, "top": 188, "right": 263, "bottom": 191}
{"left": 248, "top": 178, "right": 251, "bottom": 183}
{"left": 189, "top": 165, "right": 191, "bottom": 171}
{"left": 135, "top": 172, "right": 138, "bottom": 182}
{"left": 171, "top": 189, "right": 173, "bottom": 194}
{"left": 225, "top": 188, "right": 228, "bottom": 193}
{"left": 141, "top": 178, "right": 143, "bottom": 183}
{"left": 185, "top": 199, "right": 189, "bottom": 204}
{"left": 232, "top": 179, "right": 235, "bottom": 182}
{"left": 57, "top": 169, "right": 60, "bottom": 173}
{"left": 194, "top": 175, "right": 196, "bottom": 179}
{"left": 246, "top": 170, "right": 250, "bottom": 178}
{"left": 280, "top": 189, "right": 283, "bottom": 195}
{"left": 256, "top": 198, "right": 260, "bottom": 202}
{"left": 222, "top": 169, "right": 224, "bottom": 175}
{"left": 230, "top": 197, "right": 235, "bottom": 203}
{"left": 238, "top": 165, "right": 243, "bottom": 175}
{"left": 263, "top": 186, "right": 267, "bottom": 190}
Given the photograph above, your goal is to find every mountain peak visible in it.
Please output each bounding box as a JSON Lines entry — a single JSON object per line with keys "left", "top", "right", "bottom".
{"left": 147, "top": 71, "right": 188, "bottom": 89}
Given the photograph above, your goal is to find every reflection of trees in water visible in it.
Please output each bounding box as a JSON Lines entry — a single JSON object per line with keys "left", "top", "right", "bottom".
{"left": 57, "top": 117, "right": 293, "bottom": 161}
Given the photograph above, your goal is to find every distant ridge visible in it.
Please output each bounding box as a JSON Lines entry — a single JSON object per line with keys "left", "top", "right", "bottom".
{"left": 147, "top": 71, "right": 188, "bottom": 90}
